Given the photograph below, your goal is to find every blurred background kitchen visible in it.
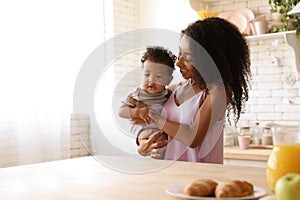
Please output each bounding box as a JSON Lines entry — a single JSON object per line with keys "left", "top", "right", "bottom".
{"left": 1, "top": 0, "right": 299, "bottom": 168}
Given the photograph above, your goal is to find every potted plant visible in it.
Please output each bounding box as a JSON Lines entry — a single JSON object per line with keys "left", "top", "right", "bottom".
{"left": 268, "top": 0, "right": 300, "bottom": 40}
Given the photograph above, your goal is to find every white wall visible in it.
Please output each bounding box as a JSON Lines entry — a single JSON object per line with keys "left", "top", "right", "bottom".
{"left": 139, "top": 0, "right": 198, "bottom": 32}
{"left": 0, "top": 0, "right": 104, "bottom": 167}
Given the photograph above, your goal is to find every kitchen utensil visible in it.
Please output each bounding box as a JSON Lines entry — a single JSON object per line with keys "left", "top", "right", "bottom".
{"left": 238, "top": 135, "right": 251, "bottom": 149}
{"left": 250, "top": 15, "right": 267, "bottom": 35}
{"left": 234, "top": 8, "right": 255, "bottom": 35}
{"left": 252, "top": 20, "right": 267, "bottom": 35}
{"left": 260, "top": 195, "right": 277, "bottom": 200}
{"left": 227, "top": 12, "right": 248, "bottom": 34}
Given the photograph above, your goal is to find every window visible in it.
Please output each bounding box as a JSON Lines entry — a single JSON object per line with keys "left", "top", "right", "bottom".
{"left": 0, "top": 0, "right": 105, "bottom": 167}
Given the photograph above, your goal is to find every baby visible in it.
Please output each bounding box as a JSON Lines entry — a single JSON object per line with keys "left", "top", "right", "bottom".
{"left": 119, "top": 46, "right": 176, "bottom": 159}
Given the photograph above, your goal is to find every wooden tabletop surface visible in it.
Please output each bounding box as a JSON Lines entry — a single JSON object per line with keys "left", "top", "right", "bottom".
{"left": 0, "top": 156, "right": 273, "bottom": 200}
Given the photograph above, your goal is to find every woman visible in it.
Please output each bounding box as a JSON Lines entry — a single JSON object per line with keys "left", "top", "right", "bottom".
{"left": 129, "top": 18, "right": 251, "bottom": 163}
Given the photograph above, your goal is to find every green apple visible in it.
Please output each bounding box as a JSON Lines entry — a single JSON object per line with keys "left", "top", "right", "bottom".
{"left": 275, "top": 173, "right": 300, "bottom": 200}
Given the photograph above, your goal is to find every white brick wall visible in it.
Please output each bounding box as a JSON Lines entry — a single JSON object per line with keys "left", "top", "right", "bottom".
{"left": 111, "top": 0, "right": 141, "bottom": 100}
{"left": 70, "top": 113, "right": 91, "bottom": 158}
{"left": 0, "top": 126, "right": 18, "bottom": 167}
{"left": 0, "top": 121, "right": 70, "bottom": 168}
{"left": 242, "top": 32, "right": 299, "bottom": 126}
{"left": 111, "top": 0, "right": 143, "bottom": 105}
{"left": 206, "top": 0, "right": 300, "bottom": 127}
{"left": 113, "top": 0, "right": 300, "bottom": 128}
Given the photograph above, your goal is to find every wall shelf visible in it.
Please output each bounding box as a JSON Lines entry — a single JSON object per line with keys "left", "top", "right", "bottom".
{"left": 245, "top": 30, "right": 295, "bottom": 40}
{"left": 284, "top": 31, "right": 300, "bottom": 74}
{"left": 246, "top": 30, "right": 300, "bottom": 74}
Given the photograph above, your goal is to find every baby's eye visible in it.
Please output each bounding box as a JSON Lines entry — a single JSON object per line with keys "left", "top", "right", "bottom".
{"left": 156, "top": 75, "right": 163, "bottom": 79}
{"left": 144, "top": 73, "right": 150, "bottom": 77}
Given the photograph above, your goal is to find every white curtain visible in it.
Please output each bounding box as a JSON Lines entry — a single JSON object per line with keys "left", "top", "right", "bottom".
{"left": 0, "top": 0, "right": 104, "bottom": 167}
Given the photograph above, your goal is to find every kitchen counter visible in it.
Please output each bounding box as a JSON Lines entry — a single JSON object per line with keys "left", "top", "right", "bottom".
{"left": 224, "top": 146, "right": 272, "bottom": 161}
{"left": 0, "top": 156, "right": 272, "bottom": 199}
{"left": 224, "top": 146, "right": 273, "bottom": 167}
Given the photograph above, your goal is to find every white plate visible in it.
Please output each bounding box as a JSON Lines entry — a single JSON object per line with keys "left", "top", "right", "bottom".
{"left": 166, "top": 183, "right": 266, "bottom": 200}
{"left": 260, "top": 195, "right": 277, "bottom": 200}
{"left": 227, "top": 12, "right": 248, "bottom": 34}
{"left": 233, "top": 8, "right": 255, "bottom": 35}
{"left": 234, "top": 8, "right": 255, "bottom": 22}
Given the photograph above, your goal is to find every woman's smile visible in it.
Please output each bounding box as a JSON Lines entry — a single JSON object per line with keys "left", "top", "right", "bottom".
{"left": 180, "top": 69, "right": 188, "bottom": 74}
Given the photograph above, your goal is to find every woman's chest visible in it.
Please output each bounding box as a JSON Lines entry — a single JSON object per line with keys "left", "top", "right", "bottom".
{"left": 174, "top": 83, "right": 203, "bottom": 106}
{"left": 162, "top": 90, "right": 203, "bottom": 123}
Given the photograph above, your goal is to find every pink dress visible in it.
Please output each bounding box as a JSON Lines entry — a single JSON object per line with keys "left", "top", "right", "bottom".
{"left": 162, "top": 83, "right": 224, "bottom": 164}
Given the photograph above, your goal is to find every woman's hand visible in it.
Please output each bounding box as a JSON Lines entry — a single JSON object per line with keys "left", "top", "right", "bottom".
{"left": 129, "top": 117, "right": 146, "bottom": 124}
{"left": 137, "top": 131, "right": 168, "bottom": 158}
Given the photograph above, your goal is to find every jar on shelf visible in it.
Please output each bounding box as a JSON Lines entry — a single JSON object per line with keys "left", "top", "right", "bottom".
{"left": 239, "top": 126, "right": 251, "bottom": 136}
{"left": 262, "top": 126, "right": 273, "bottom": 145}
{"left": 224, "top": 125, "right": 238, "bottom": 146}
{"left": 251, "top": 122, "right": 263, "bottom": 145}
{"left": 238, "top": 126, "right": 252, "bottom": 145}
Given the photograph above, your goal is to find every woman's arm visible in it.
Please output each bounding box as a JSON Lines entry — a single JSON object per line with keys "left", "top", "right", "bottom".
{"left": 152, "top": 85, "right": 228, "bottom": 148}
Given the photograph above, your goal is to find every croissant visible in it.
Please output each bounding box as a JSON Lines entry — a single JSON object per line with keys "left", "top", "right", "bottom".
{"left": 184, "top": 179, "right": 218, "bottom": 197}
{"left": 215, "top": 180, "right": 254, "bottom": 198}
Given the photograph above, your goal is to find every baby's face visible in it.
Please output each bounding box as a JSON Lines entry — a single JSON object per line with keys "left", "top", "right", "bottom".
{"left": 141, "top": 60, "right": 173, "bottom": 94}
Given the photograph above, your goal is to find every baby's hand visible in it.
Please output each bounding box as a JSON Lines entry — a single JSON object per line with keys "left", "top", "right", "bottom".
{"left": 137, "top": 107, "right": 151, "bottom": 124}
{"left": 127, "top": 97, "right": 147, "bottom": 108}
{"left": 127, "top": 97, "right": 151, "bottom": 124}
{"left": 129, "top": 110, "right": 150, "bottom": 124}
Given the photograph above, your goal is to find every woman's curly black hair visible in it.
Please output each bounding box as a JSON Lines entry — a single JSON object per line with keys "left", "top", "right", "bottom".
{"left": 141, "top": 46, "right": 177, "bottom": 75}
{"left": 182, "top": 17, "right": 251, "bottom": 124}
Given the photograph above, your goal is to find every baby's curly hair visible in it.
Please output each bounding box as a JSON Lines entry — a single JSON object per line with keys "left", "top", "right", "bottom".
{"left": 182, "top": 17, "right": 251, "bottom": 124}
{"left": 141, "top": 46, "right": 177, "bottom": 75}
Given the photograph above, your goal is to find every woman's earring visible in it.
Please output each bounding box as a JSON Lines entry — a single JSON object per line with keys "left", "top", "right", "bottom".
{"left": 187, "top": 78, "right": 195, "bottom": 85}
